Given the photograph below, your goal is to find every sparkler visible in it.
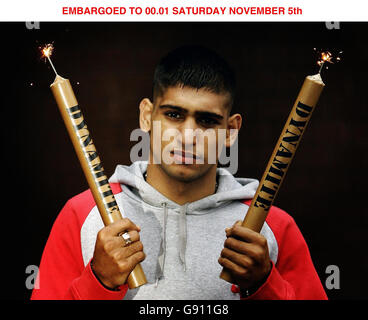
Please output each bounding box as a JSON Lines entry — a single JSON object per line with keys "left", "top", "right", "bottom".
{"left": 315, "top": 48, "right": 343, "bottom": 74}
{"left": 41, "top": 44, "right": 58, "bottom": 76}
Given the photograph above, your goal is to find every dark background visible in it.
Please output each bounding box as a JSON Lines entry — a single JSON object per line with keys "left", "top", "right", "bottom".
{"left": 5, "top": 22, "right": 368, "bottom": 300}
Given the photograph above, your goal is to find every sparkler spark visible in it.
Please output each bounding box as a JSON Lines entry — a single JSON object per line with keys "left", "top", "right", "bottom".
{"left": 41, "top": 43, "right": 54, "bottom": 58}
{"left": 40, "top": 43, "right": 58, "bottom": 76}
{"left": 317, "top": 51, "right": 332, "bottom": 74}
{"left": 313, "top": 48, "right": 343, "bottom": 74}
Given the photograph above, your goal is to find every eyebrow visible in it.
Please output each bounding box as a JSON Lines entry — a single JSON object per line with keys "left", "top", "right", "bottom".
{"left": 159, "top": 104, "right": 224, "bottom": 120}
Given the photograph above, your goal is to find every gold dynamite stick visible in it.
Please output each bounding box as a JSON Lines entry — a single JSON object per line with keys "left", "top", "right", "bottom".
{"left": 220, "top": 72, "right": 325, "bottom": 283}
{"left": 43, "top": 45, "right": 147, "bottom": 289}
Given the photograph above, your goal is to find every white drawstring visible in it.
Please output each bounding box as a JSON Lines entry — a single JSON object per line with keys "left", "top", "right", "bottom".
{"left": 155, "top": 202, "right": 168, "bottom": 287}
{"left": 179, "top": 203, "right": 188, "bottom": 271}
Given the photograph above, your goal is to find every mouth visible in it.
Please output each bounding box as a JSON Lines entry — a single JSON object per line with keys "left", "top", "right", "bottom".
{"left": 170, "top": 150, "right": 203, "bottom": 164}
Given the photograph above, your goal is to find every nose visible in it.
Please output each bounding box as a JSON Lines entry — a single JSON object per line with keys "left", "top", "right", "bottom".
{"left": 179, "top": 117, "right": 198, "bottom": 147}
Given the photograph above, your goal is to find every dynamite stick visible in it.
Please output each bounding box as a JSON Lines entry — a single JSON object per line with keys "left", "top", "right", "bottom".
{"left": 42, "top": 44, "right": 147, "bottom": 289}
{"left": 244, "top": 73, "right": 325, "bottom": 231}
{"left": 220, "top": 53, "right": 331, "bottom": 283}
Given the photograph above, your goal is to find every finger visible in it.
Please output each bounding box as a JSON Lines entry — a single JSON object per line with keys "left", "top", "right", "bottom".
{"left": 218, "top": 256, "right": 249, "bottom": 279}
{"left": 233, "top": 220, "right": 242, "bottom": 227}
{"left": 129, "top": 249, "right": 146, "bottom": 265}
{"left": 104, "top": 230, "right": 140, "bottom": 251}
{"left": 224, "top": 236, "right": 252, "bottom": 253}
{"left": 123, "top": 240, "right": 144, "bottom": 258}
{"left": 224, "top": 236, "right": 265, "bottom": 261}
{"left": 110, "top": 241, "right": 143, "bottom": 265}
{"left": 225, "top": 220, "right": 242, "bottom": 234}
{"left": 113, "top": 241, "right": 144, "bottom": 260}
{"left": 122, "top": 250, "right": 146, "bottom": 273}
{"left": 227, "top": 225, "right": 266, "bottom": 245}
{"left": 117, "top": 230, "right": 140, "bottom": 244}
{"left": 104, "top": 218, "right": 141, "bottom": 237}
{"left": 113, "top": 250, "right": 146, "bottom": 277}
{"left": 220, "top": 247, "right": 253, "bottom": 269}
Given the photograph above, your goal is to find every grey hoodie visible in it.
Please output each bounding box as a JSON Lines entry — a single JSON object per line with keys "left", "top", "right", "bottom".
{"left": 80, "top": 161, "right": 279, "bottom": 300}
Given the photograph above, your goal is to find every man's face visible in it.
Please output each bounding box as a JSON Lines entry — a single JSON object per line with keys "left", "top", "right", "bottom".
{"left": 149, "top": 86, "right": 231, "bottom": 183}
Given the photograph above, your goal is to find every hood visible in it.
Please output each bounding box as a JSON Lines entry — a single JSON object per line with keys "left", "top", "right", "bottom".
{"left": 109, "top": 161, "right": 258, "bottom": 211}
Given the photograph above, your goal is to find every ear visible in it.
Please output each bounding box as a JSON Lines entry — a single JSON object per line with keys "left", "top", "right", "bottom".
{"left": 139, "top": 98, "right": 154, "bottom": 132}
{"left": 225, "top": 113, "right": 242, "bottom": 147}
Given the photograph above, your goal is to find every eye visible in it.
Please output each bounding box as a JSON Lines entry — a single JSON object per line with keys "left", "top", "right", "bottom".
{"left": 165, "top": 111, "right": 183, "bottom": 120}
{"left": 197, "top": 117, "right": 220, "bottom": 127}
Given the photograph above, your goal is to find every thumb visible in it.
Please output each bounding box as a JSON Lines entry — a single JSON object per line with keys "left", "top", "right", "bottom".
{"left": 233, "top": 220, "right": 242, "bottom": 227}
{"left": 225, "top": 220, "right": 242, "bottom": 236}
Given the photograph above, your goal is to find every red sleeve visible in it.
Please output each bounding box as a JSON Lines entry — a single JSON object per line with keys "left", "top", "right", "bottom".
{"left": 31, "top": 185, "right": 128, "bottom": 300}
{"left": 239, "top": 203, "right": 328, "bottom": 300}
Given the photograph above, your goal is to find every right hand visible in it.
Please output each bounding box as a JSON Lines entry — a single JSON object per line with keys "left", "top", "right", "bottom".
{"left": 91, "top": 218, "right": 145, "bottom": 289}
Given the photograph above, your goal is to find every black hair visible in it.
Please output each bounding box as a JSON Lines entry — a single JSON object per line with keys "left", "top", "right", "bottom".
{"left": 153, "top": 45, "right": 236, "bottom": 108}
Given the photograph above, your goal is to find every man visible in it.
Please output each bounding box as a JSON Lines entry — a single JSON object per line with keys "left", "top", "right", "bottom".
{"left": 31, "top": 46, "right": 327, "bottom": 300}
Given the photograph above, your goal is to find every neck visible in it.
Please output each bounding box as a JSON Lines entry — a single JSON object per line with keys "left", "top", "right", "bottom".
{"left": 145, "top": 164, "right": 217, "bottom": 205}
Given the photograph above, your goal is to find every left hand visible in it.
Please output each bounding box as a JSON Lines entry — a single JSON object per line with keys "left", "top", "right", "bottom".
{"left": 218, "top": 221, "right": 272, "bottom": 290}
